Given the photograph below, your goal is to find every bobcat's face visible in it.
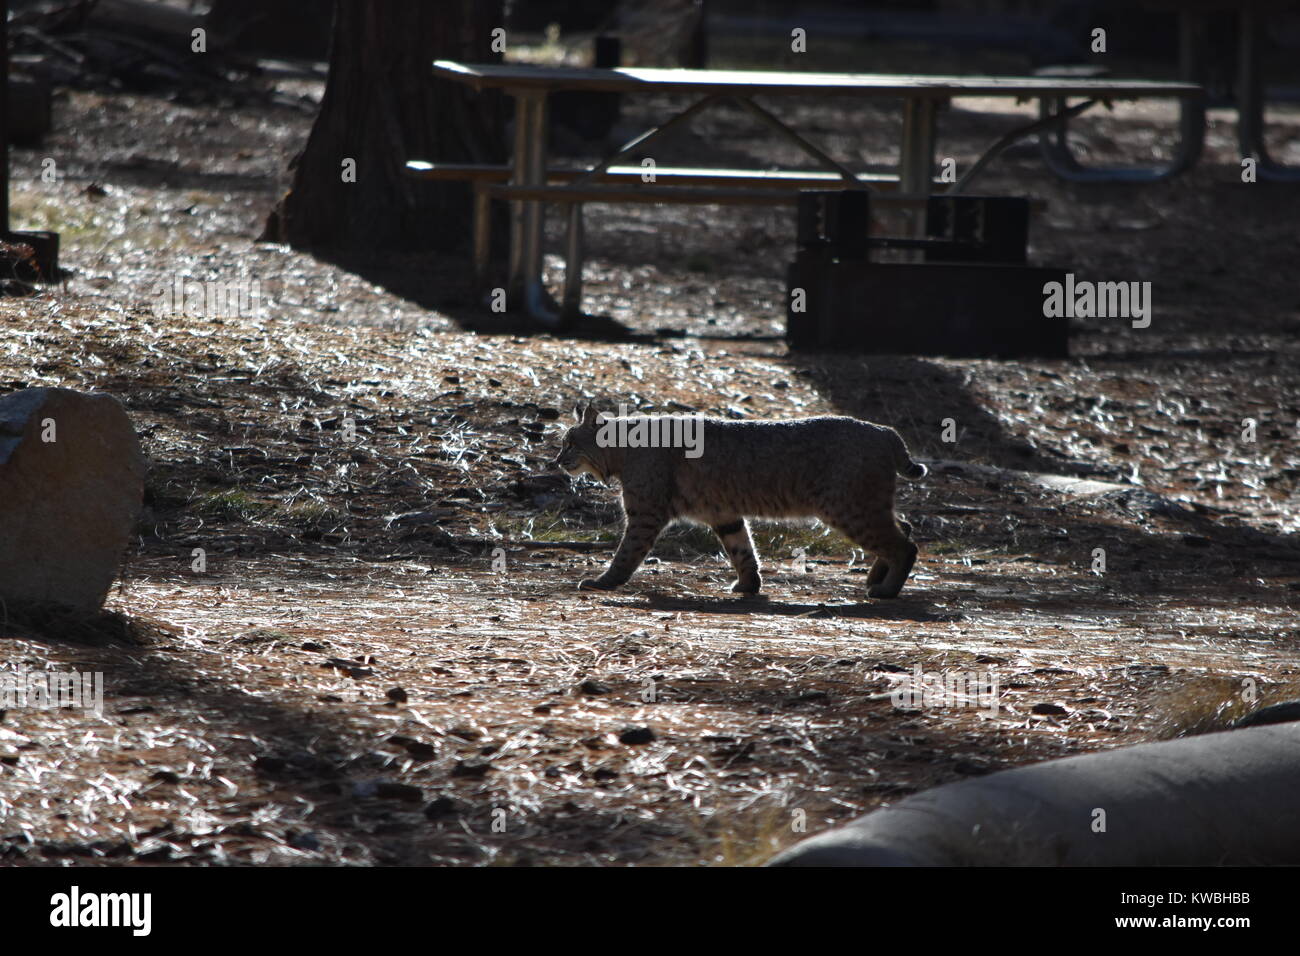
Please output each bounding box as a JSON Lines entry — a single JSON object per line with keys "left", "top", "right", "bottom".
{"left": 553, "top": 406, "right": 605, "bottom": 481}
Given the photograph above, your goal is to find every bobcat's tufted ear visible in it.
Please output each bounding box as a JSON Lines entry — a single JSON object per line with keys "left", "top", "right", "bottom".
{"left": 581, "top": 405, "right": 599, "bottom": 427}
{"left": 573, "top": 404, "right": 585, "bottom": 423}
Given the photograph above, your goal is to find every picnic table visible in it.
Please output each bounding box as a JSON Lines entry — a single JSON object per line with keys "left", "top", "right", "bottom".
{"left": 421, "top": 61, "right": 1203, "bottom": 325}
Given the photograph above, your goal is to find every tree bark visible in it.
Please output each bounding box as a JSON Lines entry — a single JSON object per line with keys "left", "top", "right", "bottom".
{"left": 262, "top": 0, "right": 505, "bottom": 253}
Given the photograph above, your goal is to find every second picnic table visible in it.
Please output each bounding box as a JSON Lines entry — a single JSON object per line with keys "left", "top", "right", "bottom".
{"left": 419, "top": 61, "right": 1203, "bottom": 325}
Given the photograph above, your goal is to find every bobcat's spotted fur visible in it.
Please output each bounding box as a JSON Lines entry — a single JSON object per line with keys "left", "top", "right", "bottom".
{"left": 553, "top": 407, "right": 926, "bottom": 598}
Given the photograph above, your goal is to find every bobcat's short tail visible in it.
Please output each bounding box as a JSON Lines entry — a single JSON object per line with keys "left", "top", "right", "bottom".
{"left": 891, "top": 431, "right": 928, "bottom": 480}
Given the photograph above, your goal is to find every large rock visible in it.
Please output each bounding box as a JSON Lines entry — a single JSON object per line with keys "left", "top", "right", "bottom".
{"left": 0, "top": 388, "right": 145, "bottom": 613}
{"left": 768, "top": 722, "right": 1300, "bottom": 866}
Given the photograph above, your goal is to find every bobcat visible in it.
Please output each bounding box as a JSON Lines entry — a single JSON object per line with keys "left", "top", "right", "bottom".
{"left": 553, "top": 406, "right": 926, "bottom": 598}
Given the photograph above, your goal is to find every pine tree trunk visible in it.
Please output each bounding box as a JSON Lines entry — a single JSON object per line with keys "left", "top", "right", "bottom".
{"left": 262, "top": 0, "right": 505, "bottom": 253}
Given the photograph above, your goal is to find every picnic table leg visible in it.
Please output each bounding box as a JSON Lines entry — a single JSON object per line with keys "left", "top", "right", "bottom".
{"left": 507, "top": 91, "right": 530, "bottom": 300}
{"left": 562, "top": 203, "right": 584, "bottom": 317}
{"left": 472, "top": 183, "right": 490, "bottom": 295}
{"left": 899, "top": 98, "right": 938, "bottom": 236}
{"left": 1237, "top": 7, "right": 1300, "bottom": 182}
{"left": 555, "top": 94, "right": 726, "bottom": 322}
{"left": 508, "top": 89, "right": 562, "bottom": 324}
{"left": 1037, "top": 97, "right": 1202, "bottom": 183}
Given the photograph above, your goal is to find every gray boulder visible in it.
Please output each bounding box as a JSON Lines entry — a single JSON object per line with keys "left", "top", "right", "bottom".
{"left": 0, "top": 387, "right": 145, "bottom": 613}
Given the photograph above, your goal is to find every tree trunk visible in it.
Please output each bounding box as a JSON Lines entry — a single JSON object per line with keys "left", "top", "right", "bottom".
{"left": 262, "top": 0, "right": 505, "bottom": 254}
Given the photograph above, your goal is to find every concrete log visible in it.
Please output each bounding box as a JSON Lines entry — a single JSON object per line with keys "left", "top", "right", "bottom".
{"left": 769, "top": 723, "right": 1300, "bottom": 866}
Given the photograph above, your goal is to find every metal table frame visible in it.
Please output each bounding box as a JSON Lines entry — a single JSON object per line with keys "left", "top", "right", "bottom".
{"left": 433, "top": 62, "right": 1203, "bottom": 324}
{"left": 1039, "top": 4, "right": 1300, "bottom": 183}
{"left": 1037, "top": 14, "right": 1207, "bottom": 183}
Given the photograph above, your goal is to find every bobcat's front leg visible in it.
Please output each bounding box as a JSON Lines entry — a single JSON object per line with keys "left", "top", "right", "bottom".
{"left": 579, "top": 514, "right": 667, "bottom": 591}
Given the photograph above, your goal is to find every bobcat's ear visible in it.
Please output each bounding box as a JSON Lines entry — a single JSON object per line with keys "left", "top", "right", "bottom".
{"left": 581, "top": 405, "right": 599, "bottom": 427}
{"left": 573, "top": 404, "right": 585, "bottom": 424}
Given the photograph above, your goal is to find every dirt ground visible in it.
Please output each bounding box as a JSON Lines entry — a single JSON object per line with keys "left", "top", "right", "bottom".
{"left": 2, "top": 49, "right": 1298, "bottom": 866}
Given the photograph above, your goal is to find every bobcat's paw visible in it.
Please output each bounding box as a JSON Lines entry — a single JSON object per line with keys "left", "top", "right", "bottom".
{"left": 730, "top": 576, "right": 762, "bottom": 595}
{"left": 867, "top": 583, "right": 903, "bottom": 599}
{"left": 579, "top": 578, "right": 619, "bottom": 592}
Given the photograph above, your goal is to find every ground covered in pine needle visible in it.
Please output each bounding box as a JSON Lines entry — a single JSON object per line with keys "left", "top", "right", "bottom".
{"left": 1, "top": 51, "right": 1298, "bottom": 865}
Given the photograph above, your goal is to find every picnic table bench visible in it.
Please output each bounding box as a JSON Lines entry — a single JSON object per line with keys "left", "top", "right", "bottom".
{"left": 415, "top": 61, "right": 1203, "bottom": 325}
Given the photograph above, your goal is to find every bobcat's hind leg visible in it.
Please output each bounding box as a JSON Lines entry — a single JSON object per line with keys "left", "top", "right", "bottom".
{"left": 711, "top": 517, "right": 762, "bottom": 594}
{"left": 832, "top": 513, "right": 918, "bottom": 599}
{"left": 869, "top": 537, "right": 917, "bottom": 599}
{"left": 867, "top": 519, "right": 912, "bottom": 586}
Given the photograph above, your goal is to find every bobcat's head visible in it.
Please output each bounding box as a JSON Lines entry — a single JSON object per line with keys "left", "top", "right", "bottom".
{"left": 553, "top": 404, "right": 609, "bottom": 481}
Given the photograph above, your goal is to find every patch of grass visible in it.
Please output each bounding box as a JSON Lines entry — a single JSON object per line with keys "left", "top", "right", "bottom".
{"left": 11, "top": 188, "right": 187, "bottom": 256}
{"left": 702, "top": 803, "right": 802, "bottom": 867}
{"left": 1152, "top": 676, "right": 1300, "bottom": 739}
{"left": 192, "top": 488, "right": 276, "bottom": 522}
{"left": 927, "top": 537, "right": 979, "bottom": 556}
{"left": 499, "top": 515, "right": 863, "bottom": 561}
{"left": 752, "top": 520, "right": 850, "bottom": 558}
{"left": 495, "top": 512, "right": 852, "bottom": 559}
{"left": 231, "top": 628, "right": 299, "bottom": 647}
{"left": 651, "top": 521, "right": 720, "bottom": 558}
{"left": 188, "top": 488, "right": 344, "bottom": 528}
{"left": 277, "top": 497, "right": 343, "bottom": 528}
{"left": 644, "top": 522, "right": 847, "bottom": 561}
{"left": 653, "top": 519, "right": 850, "bottom": 560}
{"left": 10, "top": 192, "right": 111, "bottom": 244}
{"left": 494, "top": 509, "right": 619, "bottom": 544}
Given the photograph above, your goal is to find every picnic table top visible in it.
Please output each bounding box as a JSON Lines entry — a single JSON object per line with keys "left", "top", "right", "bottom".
{"left": 432, "top": 61, "right": 1204, "bottom": 99}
